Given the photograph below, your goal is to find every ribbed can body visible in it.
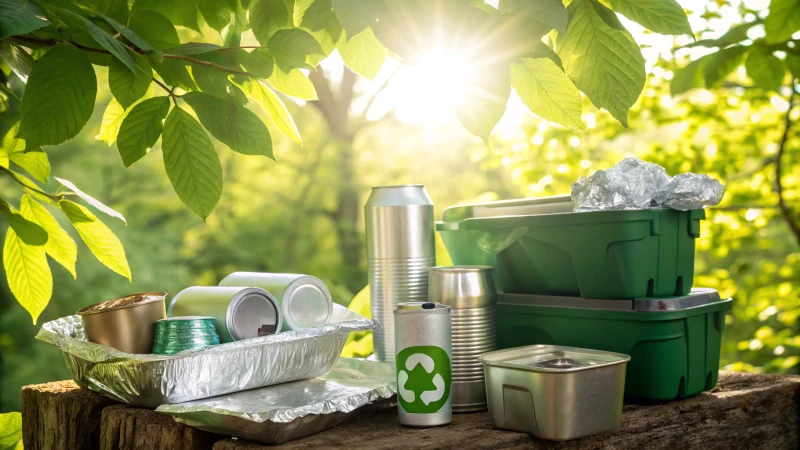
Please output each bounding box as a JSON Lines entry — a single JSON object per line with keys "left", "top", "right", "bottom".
{"left": 365, "top": 185, "right": 434, "bottom": 362}
{"left": 428, "top": 266, "right": 497, "bottom": 412}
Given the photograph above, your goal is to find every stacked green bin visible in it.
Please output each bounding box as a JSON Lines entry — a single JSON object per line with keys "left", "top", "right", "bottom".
{"left": 495, "top": 289, "right": 732, "bottom": 401}
{"left": 437, "top": 202, "right": 705, "bottom": 299}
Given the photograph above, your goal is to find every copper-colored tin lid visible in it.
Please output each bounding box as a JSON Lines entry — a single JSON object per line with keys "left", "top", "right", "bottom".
{"left": 77, "top": 292, "right": 168, "bottom": 315}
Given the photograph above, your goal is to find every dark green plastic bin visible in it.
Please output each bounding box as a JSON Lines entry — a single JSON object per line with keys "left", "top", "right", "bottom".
{"left": 437, "top": 198, "right": 705, "bottom": 299}
{"left": 496, "top": 289, "right": 732, "bottom": 401}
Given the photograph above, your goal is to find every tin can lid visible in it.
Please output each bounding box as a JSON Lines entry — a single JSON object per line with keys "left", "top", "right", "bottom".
{"left": 157, "top": 316, "right": 214, "bottom": 322}
{"left": 284, "top": 278, "right": 332, "bottom": 329}
{"left": 478, "top": 345, "right": 630, "bottom": 372}
{"left": 227, "top": 288, "right": 281, "bottom": 340}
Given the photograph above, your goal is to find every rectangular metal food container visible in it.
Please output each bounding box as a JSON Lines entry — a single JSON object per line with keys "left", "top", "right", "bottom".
{"left": 479, "top": 345, "right": 629, "bottom": 441}
{"left": 36, "top": 305, "right": 374, "bottom": 408}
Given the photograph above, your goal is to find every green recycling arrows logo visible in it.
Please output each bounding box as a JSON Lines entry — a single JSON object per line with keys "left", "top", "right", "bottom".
{"left": 396, "top": 345, "right": 451, "bottom": 413}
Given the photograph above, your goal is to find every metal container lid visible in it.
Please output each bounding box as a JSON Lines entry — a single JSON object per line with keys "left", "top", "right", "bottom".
{"left": 394, "top": 302, "right": 450, "bottom": 315}
{"left": 227, "top": 288, "right": 282, "bottom": 340}
{"left": 498, "top": 288, "right": 724, "bottom": 312}
{"left": 77, "top": 292, "right": 167, "bottom": 315}
{"left": 157, "top": 316, "right": 214, "bottom": 322}
{"left": 441, "top": 195, "right": 573, "bottom": 223}
{"left": 479, "top": 345, "right": 630, "bottom": 373}
{"left": 283, "top": 276, "right": 333, "bottom": 329}
{"left": 429, "top": 266, "right": 496, "bottom": 309}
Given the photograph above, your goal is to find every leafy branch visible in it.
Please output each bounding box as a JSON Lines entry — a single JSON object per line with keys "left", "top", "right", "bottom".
{"left": 775, "top": 86, "right": 800, "bottom": 246}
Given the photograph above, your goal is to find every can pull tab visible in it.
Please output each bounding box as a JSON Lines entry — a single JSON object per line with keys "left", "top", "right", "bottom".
{"left": 258, "top": 324, "right": 277, "bottom": 336}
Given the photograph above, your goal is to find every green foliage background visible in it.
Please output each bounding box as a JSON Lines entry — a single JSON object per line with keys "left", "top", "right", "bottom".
{"left": 1, "top": 0, "right": 799, "bottom": 416}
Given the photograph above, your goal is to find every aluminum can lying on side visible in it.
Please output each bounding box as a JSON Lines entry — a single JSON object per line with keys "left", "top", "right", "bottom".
{"left": 394, "top": 302, "right": 452, "bottom": 427}
{"left": 428, "top": 266, "right": 496, "bottom": 412}
{"left": 366, "top": 185, "right": 435, "bottom": 362}
{"left": 168, "top": 286, "right": 282, "bottom": 343}
{"left": 219, "top": 272, "right": 333, "bottom": 331}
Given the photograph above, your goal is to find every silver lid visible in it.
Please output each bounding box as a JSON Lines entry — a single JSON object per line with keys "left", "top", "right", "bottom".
{"left": 226, "top": 288, "right": 282, "bottom": 340}
{"left": 428, "top": 266, "right": 496, "bottom": 309}
{"left": 284, "top": 276, "right": 333, "bottom": 329}
{"left": 479, "top": 345, "right": 630, "bottom": 372}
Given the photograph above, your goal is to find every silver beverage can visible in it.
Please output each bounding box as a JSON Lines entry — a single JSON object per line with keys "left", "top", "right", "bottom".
{"left": 218, "top": 272, "right": 333, "bottom": 331}
{"left": 428, "top": 266, "right": 496, "bottom": 413}
{"left": 366, "top": 185, "right": 435, "bottom": 362}
{"left": 168, "top": 286, "right": 282, "bottom": 343}
{"left": 394, "top": 302, "right": 452, "bottom": 427}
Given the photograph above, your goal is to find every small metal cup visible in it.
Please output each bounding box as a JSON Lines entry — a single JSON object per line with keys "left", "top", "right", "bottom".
{"left": 77, "top": 292, "right": 167, "bottom": 354}
{"left": 428, "top": 266, "right": 496, "bottom": 412}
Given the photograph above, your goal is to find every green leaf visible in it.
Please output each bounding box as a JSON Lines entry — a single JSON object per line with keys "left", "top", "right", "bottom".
{"left": 58, "top": 8, "right": 142, "bottom": 75}
{"left": 268, "top": 28, "right": 324, "bottom": 71}
{"left": 455, "top": 65, "right": 510, "bottom": 143}
{"left": 109, "top": 52, "right": 152, "bottom": 108}
{"left": 0, "top": 201, "right": 47, "bottom": 246}
{"left": 251, "top": 0, "right": 292, "bottom": 45}
{"left": 511, "top": 58, "right": 584, "bottom": 129}
{"left": 55, "top": 177, "right": 127, "bottom": 224}
{"left": 702, "top": 45, "right": 746, "bottom": 88}
{"left": 96, "top": 97, "right": 128, "bottom": 145}
{"left": 198, "top": 0, "right": 235, "bottom": 31}
{"left": 0, "top": 0, "right": 49, "bottom": 39}
{"left": 684, "top": 20, "right": 758, "bottom": 49}
{"left": 557, "top": 0, "right": 645, "bottom": 127}
{"left": 238, "top": 48, "right": 274, "bottom": 78}
{"left": 129, "top": 10, "right": 180, "bottom": 50}
{"left": 131, "top": 0, "right": 200, "bottom": 31}
{"left": 764, "top": 0, "right": 800, "bottom": 44}
{"left": 222, "top": 0, "right": 249, "bottom": 46}
{"left": 268, "top": 66, "right": 318, "bottom": 100}
{"left": 787, "top": 54, "right": 800, "bottom": 79}
{"left": 117, "top": 97, "right": 170, "bottom": 167}
{"left": 745, "top": 50, "right": 785, "bottom": 92}
{"left": 164, "top": 43, "right": 223, "bottom": 56}
{"left": 161, "top": 107, "right": 223, "bottom": 219}
{"left": 608, "top": 0, "right": 692, "bottom": 36}
{"left": 239, "top": 79, "right": 301, "bottom": 144}
{"left": 670, "top": 57, "right": 705, "bottom": 95}
{"left": 2, "top": 123, "right": 50, "bottom": 182}
{"left": 20, "top": 194, "right": 77, "bottom": 278}
{"left": 151, "top": 58, "right": 196, "bottom": 90}
{"left": 18, "top": 44, "right": 97, "bottom": 148}
{"left": 0, "top": 42, "right": 34, "bottom": 82}
{"left": 183, "top": 91, "right": 274, "bottom": 157}
{"left": 60, "top": 199, "right": 131, "bottom": 280}
{"left": 89, "top": 0, "right": 129, "bottom": 24}
{"left": 338, "top": 27, "right": 387, "bottom": 80}
{"left": 95, "top": 10, "right": 157, "bottom": 52}
{"left": 498, "top": 0, "right": 567, "bottom": 34}
{"left": 4, "top": 220, "right": 52, "bottom": 324}
{"left": 331, "top": 0, "right": 380, "bottom": 39}
{"left": 0, "top": 412, "right": 22, "bottom": 450}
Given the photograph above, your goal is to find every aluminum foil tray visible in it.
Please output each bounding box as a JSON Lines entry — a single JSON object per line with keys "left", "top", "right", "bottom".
{"left": 36, "top": 304, "right": 374, "bottom": 407}
{"left": 157, "top": 358, "right": 397, "bottom": 444}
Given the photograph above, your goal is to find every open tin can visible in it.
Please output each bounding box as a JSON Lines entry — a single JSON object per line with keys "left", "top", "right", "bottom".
{"left": 77, "top": 292, "right": 167, "bottom": 354}
{"left": 479, "top": 345, "right": 629, "bottom": 441}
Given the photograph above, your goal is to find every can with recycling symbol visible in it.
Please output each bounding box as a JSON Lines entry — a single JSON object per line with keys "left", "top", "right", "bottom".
{"left": 394, "top": 302, "right": 452, "bottom": 427}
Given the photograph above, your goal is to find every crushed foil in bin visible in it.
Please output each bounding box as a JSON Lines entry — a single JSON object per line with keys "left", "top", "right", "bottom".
{"left": 571, "top": 157, "right": 725, "bottom": 212}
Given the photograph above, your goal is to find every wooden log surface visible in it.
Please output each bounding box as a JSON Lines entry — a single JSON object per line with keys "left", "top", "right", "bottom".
{"left": 21, "top": 372, "right": 800, "bottom": 450}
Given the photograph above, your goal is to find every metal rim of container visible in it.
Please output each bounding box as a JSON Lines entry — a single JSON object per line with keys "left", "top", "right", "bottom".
{"left": 226, "top": 287, "right": 283, "bottom": 340}
{"left": 370, "top": 184, "right": 424, "bottom": 190}
{"left": 429, "top": 265, "right": 495, "bottom": 274}
{"left": 282, "top": 275, "right": 334, "bottom": 329}
{"left": 77, "top": 292, "right": 168, "bottom": 316}
{"left": 479, "top": 345, "right": 631, "bottom": 373}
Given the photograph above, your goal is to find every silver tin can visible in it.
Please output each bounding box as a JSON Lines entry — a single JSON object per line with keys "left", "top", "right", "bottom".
{"left": 394, "top": 302, "right": 452, "bottom": 427}
{"left": 366, "top": 185, "right": 435, "bottom": 362}
{"left": 428, "top": 266, "right": 496, "bottom": 413}
{"left": 218, "top": 272, "right": 333, "bottom": 331}
{"left": 168, "top": 286, "right": 282, "bottom": 343}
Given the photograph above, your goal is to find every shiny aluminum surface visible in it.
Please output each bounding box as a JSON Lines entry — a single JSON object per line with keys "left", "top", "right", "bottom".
{"left": 36, "top": 304, "right": 374, "bottom": 407}
{"left": 394, "top": 302, "right": 452, "bottom": 427}
{"left": 479, "top": 345, "right": 629, "bottom": 441}
{"left": 366, "top": 185, "right": 434, "bottom": 362}
{"left": 428, "top": 266, "right": 496, "bottom": 412}
{"left": 77, "top": 292, "right": 167, "bottom": 354}
{"left": 498, "top": 288, "right": 723, "bottom": 312}
{"left": 219, "top": 272, "right": 333, "bottom": 331}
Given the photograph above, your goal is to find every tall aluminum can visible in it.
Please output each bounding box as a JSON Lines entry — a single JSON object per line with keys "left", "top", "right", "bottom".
{"left": 219, "top": 272, "right": 333, "bottom": 331}
{"left": 365, "top": 185, "right": 435, "bottom": 362}
{"left": 394, "top": 302, "right": 452, "bottom": 427}
{"left": 428, "top": 266, "right": 496, "bottom": 412}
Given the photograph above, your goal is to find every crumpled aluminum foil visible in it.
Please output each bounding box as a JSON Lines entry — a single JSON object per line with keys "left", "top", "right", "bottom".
{"left": 156, "top": 358, "right": 397, "bottom": 444}
{"left": 571, "top": 157, "right": 725, "bottom": 212}
{"left": 36, "top": 304, "right": 375, "bottom": 408}
{"left": 654, "top": 173, "right": 726, "bottom": 211}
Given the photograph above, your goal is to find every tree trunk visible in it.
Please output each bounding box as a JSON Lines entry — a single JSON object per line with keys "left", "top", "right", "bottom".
{"left": 100, "top": 405, "right": 221, "bottom": 450}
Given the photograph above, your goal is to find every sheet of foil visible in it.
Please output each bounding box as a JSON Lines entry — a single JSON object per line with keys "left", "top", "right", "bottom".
{"left": 156, "top": 358, "right": 397, "bottom": 444}
{"left": 571, "top": 157, "right": 725, "bottom": 212}
{"left": 35, "top": 304, "right": 375, "bottom": 408}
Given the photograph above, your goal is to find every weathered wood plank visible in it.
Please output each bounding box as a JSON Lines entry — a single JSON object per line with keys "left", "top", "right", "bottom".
{"left": 21, "top": 380, "right": 117, "bottom": 450}
{"left": 100, "top": 405, "right": 222, "bottom": 450}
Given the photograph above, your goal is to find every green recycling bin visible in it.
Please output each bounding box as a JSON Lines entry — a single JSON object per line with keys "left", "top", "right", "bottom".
{"left": 496, "top": 288, "right": 732, "bottom": 401}
{"left": 437, "top": 196, "right": 705, "bottom": 299}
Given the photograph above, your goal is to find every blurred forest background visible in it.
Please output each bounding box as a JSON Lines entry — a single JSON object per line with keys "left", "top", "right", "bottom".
{"left": 2, "top": 0, "right": 800, "bottom": 412}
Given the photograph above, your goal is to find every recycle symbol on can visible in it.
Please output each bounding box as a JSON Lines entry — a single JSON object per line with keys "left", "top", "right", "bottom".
{"left": 396, "top": 345, "right": 451, "bottom": 413}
